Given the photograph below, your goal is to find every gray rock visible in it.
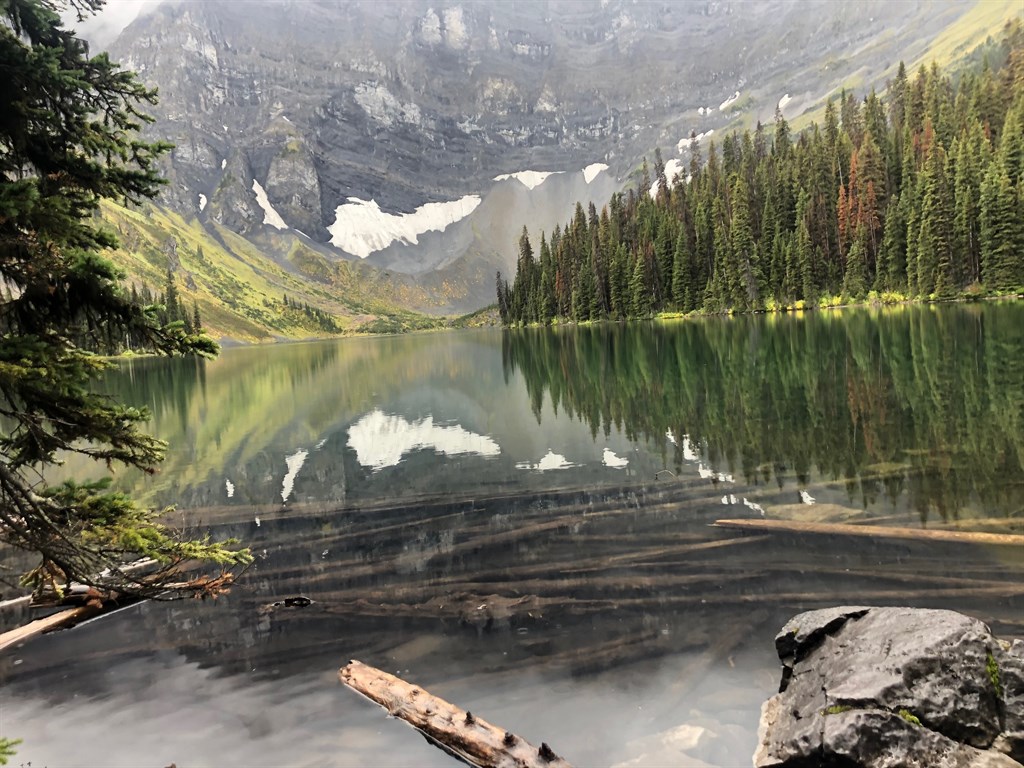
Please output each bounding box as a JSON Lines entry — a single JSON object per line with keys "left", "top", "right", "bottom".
{"left": 993, "top": 640, "right": 1024, "bottom": 761}
{"left": 755, "top": 607, "right": 1024, "bottom": 768}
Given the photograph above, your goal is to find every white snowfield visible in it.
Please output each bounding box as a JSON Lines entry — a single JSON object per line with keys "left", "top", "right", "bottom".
{"left": 251, "top": 179, "right": 287, "bottom": 230}
{"left": 778, "top": 93, "right": 792, "bottom": 111}
{"left": 198, "top": 193, "right": 207, "bottom": 212}
{"left": 583, "top": 162, "right": 609, "bottom": 183}
{"left": 719, "top": 91, "right": 741, "bottom": 111}
{"left": 676, "top": 130, "right": 714, "bottom": 154}
{"left": 327, "top": 195, "right": 481, "bottom": 258}
{"left": 347, "top": 409, "right": 500, "bottom": 471}
{"left": 493, "top": 170, "right": 559, "bottom": 189}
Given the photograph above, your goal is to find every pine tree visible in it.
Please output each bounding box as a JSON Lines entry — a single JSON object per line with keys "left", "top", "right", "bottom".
{"left": 0, "top": 0, "right": 249, "bottom": 599}
{"left": 729, "top": 176, "right": 759, "bottom": 309}
{"left": 164, "top": 268, "right": 180, "bottom": 324}
{"left": 670, "top": 228, "right": 690, "bottom": 309}
{"left": 980, "top": 164, "right": 1024, "bottom": 291}
{"left": 916, "top": 143, "right": 955, "bottom": 296}
{"left": 629, "top": 248, "right": 652, "bottom": 317}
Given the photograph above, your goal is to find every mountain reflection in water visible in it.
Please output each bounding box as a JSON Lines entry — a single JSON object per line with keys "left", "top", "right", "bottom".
{"left": 2, "top": 305, "right": 1022, "bottom": 767}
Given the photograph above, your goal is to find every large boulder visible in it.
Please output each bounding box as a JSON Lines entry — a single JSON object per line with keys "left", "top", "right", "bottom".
{"left": 755, "top": 606, "right": 1023, "bottom": 768}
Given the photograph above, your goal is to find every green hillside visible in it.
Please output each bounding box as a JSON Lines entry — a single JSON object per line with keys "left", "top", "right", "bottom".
{"left": 101, "top": 201, "right": 447, "bottom": 342}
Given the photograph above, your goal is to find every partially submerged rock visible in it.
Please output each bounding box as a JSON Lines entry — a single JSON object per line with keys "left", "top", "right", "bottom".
{"left": 755, "top": 606, "right": 1023, "bottom": 768}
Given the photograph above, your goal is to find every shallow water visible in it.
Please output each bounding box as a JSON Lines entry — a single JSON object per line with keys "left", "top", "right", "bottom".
{"left": 2, "top": 304, "right": 1022, "bottom": 767}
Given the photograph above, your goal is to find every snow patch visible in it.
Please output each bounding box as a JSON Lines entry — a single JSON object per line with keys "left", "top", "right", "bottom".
{"left": 198, "top": 193, "right": 207, "bottom": 212}
{"left": 225, "top": 478, "right": 234, "bottom": 498}
{"left": 778, "top": 94, "right": 792, "bottom": 111}
{"left": 602, "top": 448, "right": 628, "bottom": 468}
{"left": 649, "top": 158, "right": 685, "bottom": 198}
{"left": 493, "top": 170, "right": 560, "bottom": 190}
{"left": 719, "top": 91, "right": 741, "bottom": 111}
{"left": 281, "top": 449, "right": 308, "bottom": 502}
{"left": 347, "top": 409, "right": 500, "bottom": 471}
{"left": 516, "top": 450, "right": 576, "bottom": 472}
{"left": 676, "top": 130, "right": 713, "bottom": 153}
{"left": 583, "top": 163, "right": 609, "bottom": 184}
{"left": 220, "top": 158, "right": 227, "bottom": 169}
{"left": 327, "top": 195, "right": 480, "bottom": 258}
{"left": 252, "top": 179, "right": 287, "bottom": 230}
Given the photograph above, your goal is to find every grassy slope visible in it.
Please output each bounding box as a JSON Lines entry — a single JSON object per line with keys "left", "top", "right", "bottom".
{"left": 789, "top": 0, "right": 1022, "bottom": 133}
{"left": 101, "top": 201, "right": 446, "bottom": 342}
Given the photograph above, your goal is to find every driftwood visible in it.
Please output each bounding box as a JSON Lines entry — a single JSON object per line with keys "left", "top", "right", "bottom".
{"left": 713, "top": 518, "right": 1024, "bottom": 547}
{"left": 0, "top": 605, "right": 99, "bottom": 652}
{"left": 339, "top": 660, "right": 572, "bottom": 768}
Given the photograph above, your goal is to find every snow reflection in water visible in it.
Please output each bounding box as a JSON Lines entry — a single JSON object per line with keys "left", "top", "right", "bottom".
{"left": 347, "top": 409, "right": 500, "bottom": 471}
{"left": 281, "top": 449, "right": 309, "bottom": 502}
{"left": 515, "top": 449, "right": 576, "bottom": 472}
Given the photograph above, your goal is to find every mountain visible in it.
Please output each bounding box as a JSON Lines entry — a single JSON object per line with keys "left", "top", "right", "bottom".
{"left": 102, "top": 0, "right": 1020, "bottom": 320}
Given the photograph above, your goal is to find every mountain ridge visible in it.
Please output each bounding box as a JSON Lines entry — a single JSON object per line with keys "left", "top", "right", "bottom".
{"left": 100, "top": 0, "right": 1021, "bottom": 320}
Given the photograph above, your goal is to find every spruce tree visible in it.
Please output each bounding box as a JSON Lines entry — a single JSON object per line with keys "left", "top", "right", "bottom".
{"left": 980, "top": 165, "right": 1023, "bottom": 291}
{"left": 0, "top": 0, "right": 249, "bottom": 599}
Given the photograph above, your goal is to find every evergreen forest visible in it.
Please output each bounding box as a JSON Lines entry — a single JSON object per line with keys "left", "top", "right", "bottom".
{"left": 498, "top": 22, "right": 1024, "bottom": 324}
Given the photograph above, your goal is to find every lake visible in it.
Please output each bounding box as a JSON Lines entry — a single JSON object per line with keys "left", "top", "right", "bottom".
{"left": 2, "top": 303, "right": 1022, "bottom": 767}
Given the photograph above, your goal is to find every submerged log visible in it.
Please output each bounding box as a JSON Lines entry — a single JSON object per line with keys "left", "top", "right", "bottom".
{"left": 339, "top": 660, "right": 572, "bottom": 768}
{"left": 713, "top": 518, "right": 1024, "bottom": 547}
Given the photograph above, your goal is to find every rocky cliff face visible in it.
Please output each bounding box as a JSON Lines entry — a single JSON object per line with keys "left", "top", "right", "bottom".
{"left": 106, "top": 0, "right": 983, "bottom": 311}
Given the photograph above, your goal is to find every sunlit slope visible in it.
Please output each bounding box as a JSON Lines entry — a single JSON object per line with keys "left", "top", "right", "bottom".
{"left": 783, "top": 0, "right": 1023, "bottom": 133}
{"left": 101, "top": 201, "right": 443, "bottom": 342}
{"left": 912, "top": 0, "right": 1023, "bottom": 70}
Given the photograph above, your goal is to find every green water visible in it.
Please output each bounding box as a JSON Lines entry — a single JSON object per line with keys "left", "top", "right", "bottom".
{"left": 85, "top": 301, "right": 1023, "bottom": 527}
{"left": 5, "top": 302, "right": 1022, "bottom": 768}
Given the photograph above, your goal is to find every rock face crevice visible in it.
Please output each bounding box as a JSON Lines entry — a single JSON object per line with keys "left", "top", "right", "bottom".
{"left": 755, "top": 607, "right": 1024, "bottom": 768}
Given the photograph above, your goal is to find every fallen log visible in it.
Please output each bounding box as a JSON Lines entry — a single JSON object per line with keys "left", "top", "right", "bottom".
{"left": 713, "top": 518, "right": 1024, "bottom": 547}
{"left": 339, "top": 660, "right": 572, "bottom": 768}
{"left": 0, "top": 605, "right": 99, "bottom": 653}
